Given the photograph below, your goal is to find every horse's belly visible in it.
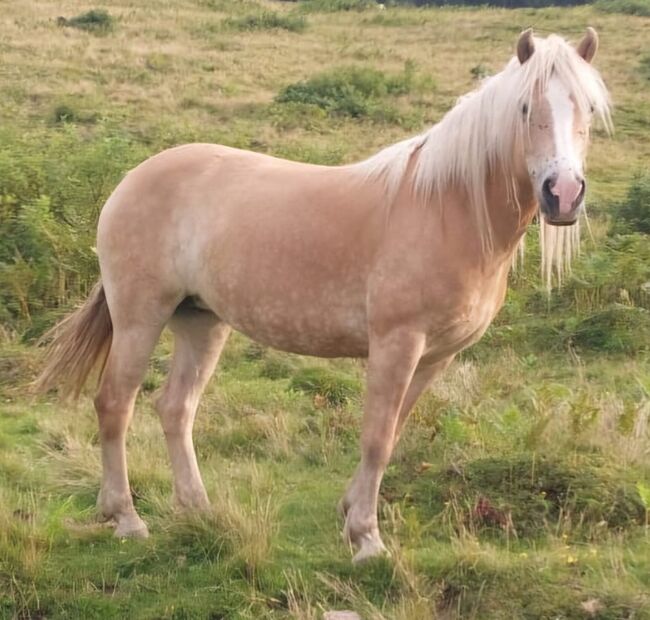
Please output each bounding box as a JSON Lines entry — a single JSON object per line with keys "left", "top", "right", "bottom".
{"left": 237, "top": 322, "right": 369, "bottom": 358}
{"left": 200, "top": 282, "right": 370, "bottom": 358}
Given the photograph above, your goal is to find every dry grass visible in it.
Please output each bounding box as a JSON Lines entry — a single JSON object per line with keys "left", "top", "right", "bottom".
{"left": 2, "top": 1, "right": 648, "bottom": 203}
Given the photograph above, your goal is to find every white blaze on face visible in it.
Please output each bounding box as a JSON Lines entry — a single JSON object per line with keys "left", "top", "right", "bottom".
{"left": 545, "top": 76, "right": 584, "bottom": 215}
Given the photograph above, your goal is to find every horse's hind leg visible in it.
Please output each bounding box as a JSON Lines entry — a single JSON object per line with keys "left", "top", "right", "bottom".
{"left": 155, "top": 308, "right": 231, "bottom": 509}
{"left": 95, "top": 319, "right": 167, "bottom": 538}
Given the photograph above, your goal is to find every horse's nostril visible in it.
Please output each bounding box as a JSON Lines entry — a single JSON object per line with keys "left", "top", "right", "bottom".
{"left": 542, "top": 178, "right": 558, "bottom": 211}
{"left": 575, "top": 179, "right": 586, "bottom": 205}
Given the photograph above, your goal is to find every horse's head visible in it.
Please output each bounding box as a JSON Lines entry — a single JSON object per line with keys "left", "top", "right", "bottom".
{"left": 516, "top": 28, "right": 604, "bottom": 227}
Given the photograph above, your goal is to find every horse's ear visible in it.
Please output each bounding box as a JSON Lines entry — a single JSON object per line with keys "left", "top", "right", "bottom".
{"left": 576, "top": 27, "right": 598, "bottom": 63}
{"left": 517, "top": 29, "right": 535, "bottom": 65}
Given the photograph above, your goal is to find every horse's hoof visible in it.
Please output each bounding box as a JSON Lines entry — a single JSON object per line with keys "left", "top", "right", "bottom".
{"left": 113, "top": 516, "right": 149, "bottom": 539}
{"left": 351, "top": 534, "right": 389, "bottom": 564}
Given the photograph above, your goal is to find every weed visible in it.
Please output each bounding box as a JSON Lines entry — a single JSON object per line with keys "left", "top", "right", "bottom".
{"left": 289, "top": 366, "right": 361, "bottom": 406}
{"left": 57, "top": 9, "right": 114, "bottom": 33}
{"left": 224, "top": 12, "right": 307, "bottom": 32}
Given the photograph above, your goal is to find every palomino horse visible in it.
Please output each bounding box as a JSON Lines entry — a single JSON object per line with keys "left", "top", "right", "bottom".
{"left": 38, "top": 29, "right": 610, "bottom": 562}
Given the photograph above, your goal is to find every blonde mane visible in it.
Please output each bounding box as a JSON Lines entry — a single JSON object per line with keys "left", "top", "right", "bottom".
{"left": 353, "top": 34, "right": 611, "bottom": 288}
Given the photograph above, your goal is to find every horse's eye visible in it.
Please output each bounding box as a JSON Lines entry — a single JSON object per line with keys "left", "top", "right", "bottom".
{"left": 522, "top": 103, "right": 529, "bottom": 116}
{"left": 590, "top": 105, "right": 595, "bottom": 114}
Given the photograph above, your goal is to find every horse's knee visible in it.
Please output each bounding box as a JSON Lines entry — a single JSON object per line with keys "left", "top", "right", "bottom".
{"left": 154, "top": 391, "right": 192, "bottom": 437}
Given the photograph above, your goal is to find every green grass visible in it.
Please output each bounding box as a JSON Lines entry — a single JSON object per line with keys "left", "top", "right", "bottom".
{"left": 1, "top": 0, "right": 650, "bottom": 617}
{"left": 1, "top": 342, "right": 649, "bottom": 618}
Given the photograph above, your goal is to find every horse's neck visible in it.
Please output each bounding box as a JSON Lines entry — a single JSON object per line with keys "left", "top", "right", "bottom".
{"left": 485, "top": 168, "right": 537, "bottom": 260}
{"left": 375, "top": 152, "right": 537, "bottom": 282}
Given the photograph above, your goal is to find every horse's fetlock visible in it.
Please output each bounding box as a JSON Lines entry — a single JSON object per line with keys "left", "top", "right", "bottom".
{"left": 344, "top": 508, "right": 378, "bottom": 546}
{"left": 97, "top": 487, "right": 134, "bottom": 520}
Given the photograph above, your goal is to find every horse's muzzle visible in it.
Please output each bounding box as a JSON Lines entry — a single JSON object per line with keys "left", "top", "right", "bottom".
{"left": 539, "top": 174, "right": 585, "bottom": 226}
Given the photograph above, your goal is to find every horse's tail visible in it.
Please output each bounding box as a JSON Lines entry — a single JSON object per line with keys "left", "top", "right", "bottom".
{"left": 34, "top": 281, "right": 113, "bottom": 399}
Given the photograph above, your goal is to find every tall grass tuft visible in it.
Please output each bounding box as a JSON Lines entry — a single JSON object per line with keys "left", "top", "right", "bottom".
{"left": 0, "top": 491, "right": 46, "bottom": 588}
{"left": 224, "top": 11, "right": 307, "bottom": 32}
{"left": 162, "top": 466, "right": 279, "bottom": 580}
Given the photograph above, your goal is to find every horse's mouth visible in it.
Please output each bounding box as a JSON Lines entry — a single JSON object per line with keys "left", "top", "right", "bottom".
{"left": 543, "top": 218, "right": 577, "bottom": 227}
{"left": 539, "top": 206, "right": 580, "bottom": 227}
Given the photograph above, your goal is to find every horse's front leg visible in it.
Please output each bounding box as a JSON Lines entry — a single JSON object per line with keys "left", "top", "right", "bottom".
{"left": 342, "top": 330, "right": 425, "bottom": 563}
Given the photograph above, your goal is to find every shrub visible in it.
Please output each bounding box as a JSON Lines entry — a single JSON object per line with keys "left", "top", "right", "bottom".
{"left": 52, "top": 104, "right": 77, "bottom": 124}
{"left": 51, "top": 103, "right": 98, "bottom": 125}
{"left": 299, "top": 0, "right": 378, "bottom": 11}
{"left": 0, "top": 346, "right": 39, "bottom": 389}
{"left": 470, "top": 64, "right": 489, "bottom": 80}
{"left": 200, "top": 0, "right": 260, "bottom": 9}
{"left": 611, "top": 172, "right": 650, "bottom": 235}
{"left": 57, "top": 9, "right": 114, "bottom": 33}
{"left": 564, "top": 233, "right": 650, "bottom": 312}
{"left": 275, "top": 64, "right": 419, "bottom": 120}
{"left": 594, "top": 0, "right": 650, "bottom": 15}
{"left": 568, "top": 305, "right": 650, "bottom": 354}
{"left": 416, "top": 454, "right": 645, "bottom": 537}
{"left": 0, "top": 123, "right": 149, "bottom": 328}
{"left": 224, "top": 11, "right": 307, "bottom": 32}
{"left": 289, "top": 366, "right": 361, "bottom": 406}
{"left": 259, "top": 354, "right": 295, "bottom": 380}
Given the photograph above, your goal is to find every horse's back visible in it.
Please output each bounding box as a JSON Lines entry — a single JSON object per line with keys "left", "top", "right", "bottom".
{"left": 99, "top": 142, "right": 359, "bottom": 224}
{"left": 95, "top": 143, "right": 383, "bottom": 356}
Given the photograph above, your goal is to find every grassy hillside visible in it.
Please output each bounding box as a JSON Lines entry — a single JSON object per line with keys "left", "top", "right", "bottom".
{"left": 1, "top": 1, "right": 649, "bottom": 618}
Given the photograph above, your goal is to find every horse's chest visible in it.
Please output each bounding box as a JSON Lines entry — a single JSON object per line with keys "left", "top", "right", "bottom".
{"left": 423, "top": 280, "right": 506, "bottom": 356}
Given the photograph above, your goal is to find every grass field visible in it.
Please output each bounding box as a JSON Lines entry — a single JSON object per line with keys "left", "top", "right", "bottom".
{"left": 1, "top": 1, "right": 649, "bottom": 618}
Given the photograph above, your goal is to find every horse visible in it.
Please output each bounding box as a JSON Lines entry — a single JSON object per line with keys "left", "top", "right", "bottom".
{"left": 37, "top": 28, "right": 610, "bottom": 563}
